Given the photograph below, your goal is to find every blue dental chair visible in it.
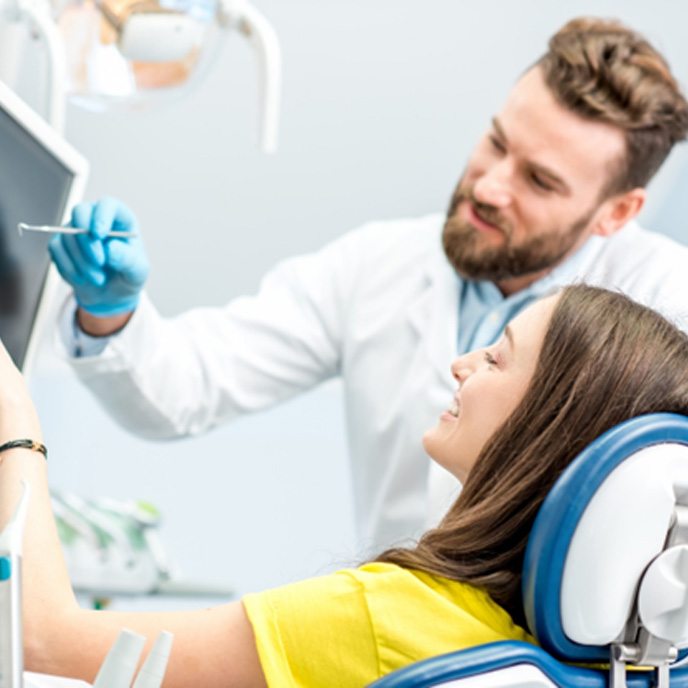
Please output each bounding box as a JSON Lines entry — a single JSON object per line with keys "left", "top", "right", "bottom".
{"left": 370, "top": 413, "right": 688, "bottom": 688}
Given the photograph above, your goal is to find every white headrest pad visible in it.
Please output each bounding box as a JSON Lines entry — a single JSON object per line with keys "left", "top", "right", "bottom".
{"left": 561, "top": 443, "right": 688, "bottom": 645}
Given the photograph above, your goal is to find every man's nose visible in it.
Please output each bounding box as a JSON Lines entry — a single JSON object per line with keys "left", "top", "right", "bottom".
{"left": 472, "top": 159, "right": 513, "bottom": 208}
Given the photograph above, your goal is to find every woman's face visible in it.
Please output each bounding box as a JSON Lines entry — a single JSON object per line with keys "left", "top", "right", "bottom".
{"left": 423, "top": 294, "right": 558, "bottom": 482}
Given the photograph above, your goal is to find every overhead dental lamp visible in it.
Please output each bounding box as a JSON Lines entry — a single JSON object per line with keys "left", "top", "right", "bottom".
{"left": 0, "top": 0, "right": 281, "bottom": 151}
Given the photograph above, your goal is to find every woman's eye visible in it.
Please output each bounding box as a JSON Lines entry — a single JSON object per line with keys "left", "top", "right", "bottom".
{"left": 484, "top": 351, "right": 498, "bottom": 366}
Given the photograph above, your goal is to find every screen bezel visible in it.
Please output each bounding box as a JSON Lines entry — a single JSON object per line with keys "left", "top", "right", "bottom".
{"left": 0, "top": 78, "right": 89, "bottom": 377}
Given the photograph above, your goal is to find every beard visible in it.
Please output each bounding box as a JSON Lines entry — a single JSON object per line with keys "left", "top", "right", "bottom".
{"left": 442, "top": 183, "right": 595, "bottom": 283}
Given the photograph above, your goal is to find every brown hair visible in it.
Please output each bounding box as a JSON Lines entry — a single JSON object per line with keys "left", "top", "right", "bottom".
{"left": 377, "top": 285, "right": 688, "bottom": 625}
{"left": 537, "top": 17, "right": 688, "bottom": 195}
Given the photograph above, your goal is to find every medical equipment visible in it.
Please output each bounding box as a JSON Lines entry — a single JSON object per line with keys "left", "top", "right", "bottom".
{"left": 92, "top": 629, "right": 146, "bottom": 688}
{"left": 0, "top": 0, "right": 280, "bottom": 150}
{"left": 22, "top": 629, "right": 173, "bottom": 687}
{"left": 131, "top": 631, "right": 173, "bottom": 688}
{"left": 24, "top": 675, "right": 90, "bottom": 687}
{"left": 0, "top": 77, "right": 87, "bottom": 374}
{"left": 52, "top": 491, "right": 233, "bottom": 603}
{"left": 17, "top": 223, "right": 136, "bottom": 238}
{"left": 53, "top": 494, "right": 166, "bottom": 597}
{"left": 90, "top": 629, "right": 172, "bottom": 688}
{"left": 0, "top": 481, "right": 30, "bottom": 688}
{"left": 370, "top": 413, "right": 688, "bottom": 687}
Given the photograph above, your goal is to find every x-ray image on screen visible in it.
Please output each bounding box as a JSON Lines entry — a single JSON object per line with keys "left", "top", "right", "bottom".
{"left": 0, "top": 107, "right": 75, "bottom": 369}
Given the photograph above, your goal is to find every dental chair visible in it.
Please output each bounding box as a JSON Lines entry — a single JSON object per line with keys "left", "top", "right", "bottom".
{"left": 370, "top": 413, "right": 688, "bottom": 688}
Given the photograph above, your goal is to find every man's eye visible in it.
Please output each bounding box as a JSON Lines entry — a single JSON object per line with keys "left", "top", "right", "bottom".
{"left": 489, "top": 135, "right": 506, "bottom": 153}
{"left": 531, "top": 173, "right": 553, "bottom": 191}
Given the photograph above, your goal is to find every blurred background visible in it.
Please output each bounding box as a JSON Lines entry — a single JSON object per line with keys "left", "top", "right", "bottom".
{"left": 8, "top": 0, "right": 688, "bottom": 604}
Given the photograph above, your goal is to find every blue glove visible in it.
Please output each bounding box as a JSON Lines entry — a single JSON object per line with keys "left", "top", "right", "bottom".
{"left": 48, "top": 197, "right": 149, "bottom": 317}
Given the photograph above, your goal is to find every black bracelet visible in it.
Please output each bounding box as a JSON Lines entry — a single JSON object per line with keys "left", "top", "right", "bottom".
{"left": 0, "top": 439, "right": 47, "bottom": 459}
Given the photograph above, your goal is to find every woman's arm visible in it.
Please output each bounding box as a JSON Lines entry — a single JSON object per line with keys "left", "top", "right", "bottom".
{"left": 0, "top": 344, "right": 266, "bottom": 687}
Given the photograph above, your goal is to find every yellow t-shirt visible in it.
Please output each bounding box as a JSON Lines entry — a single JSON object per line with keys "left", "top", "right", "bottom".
{"left": 243, "top": 561, "right": 534, "bottom": 687}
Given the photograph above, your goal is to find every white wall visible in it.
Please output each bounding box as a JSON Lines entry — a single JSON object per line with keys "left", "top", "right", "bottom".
{"left": 20, "top": 0, "right": 688, "bottom": 603}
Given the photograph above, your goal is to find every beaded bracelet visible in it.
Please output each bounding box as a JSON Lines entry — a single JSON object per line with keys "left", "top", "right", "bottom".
{"left": 0, "top": 439, "right": 47, "bottom": 459}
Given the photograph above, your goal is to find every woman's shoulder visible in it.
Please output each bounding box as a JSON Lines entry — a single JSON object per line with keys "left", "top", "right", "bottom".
{"left": 352, "top": 561, "right": 488, "bottom": 600}
{"left": 355, "top": 562, "right": 532, "bottom": 638}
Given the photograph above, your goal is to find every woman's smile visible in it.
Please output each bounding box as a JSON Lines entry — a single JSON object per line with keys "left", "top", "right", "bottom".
{"left": 446, "top": 391, "right": 461, "bottom": 419}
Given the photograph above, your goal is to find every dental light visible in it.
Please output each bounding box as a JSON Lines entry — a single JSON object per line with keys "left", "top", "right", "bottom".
{"left": 0, "top": 0, "right": 280, "bottom": 151}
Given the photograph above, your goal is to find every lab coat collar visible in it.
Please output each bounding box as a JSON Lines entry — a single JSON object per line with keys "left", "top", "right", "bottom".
{"left": 406, "top": 243, "right": 459, "bottom": 384}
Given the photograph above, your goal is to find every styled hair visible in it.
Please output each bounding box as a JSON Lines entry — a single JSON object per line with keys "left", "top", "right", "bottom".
{"left": 537, "top": 17, "right": 688, "bottom": 195}
{"left": 376, "top": 285, "right": 688, "bottom": 625}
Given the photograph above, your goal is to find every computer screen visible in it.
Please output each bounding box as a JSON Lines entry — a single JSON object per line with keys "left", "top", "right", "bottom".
{"left": 0, "top": 81, "right": 88, "bottom": 372}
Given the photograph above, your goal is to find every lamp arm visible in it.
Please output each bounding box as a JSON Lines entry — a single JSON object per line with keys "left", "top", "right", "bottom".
{"left": 0, "top": 0, "right": 66, "bottom": 132}
{"left": 0, "top": 20, "right": 26, "bottom": 87}
{"left": 218, "top": 0, "right": 281, "bottom": 154}
{"left": 17, "top": 0, "right": 66, "bottom": 132}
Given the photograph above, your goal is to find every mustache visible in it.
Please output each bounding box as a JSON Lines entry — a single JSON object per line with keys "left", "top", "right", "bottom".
{"left": 447, "top": 186, "right": 511, "bottom": 236}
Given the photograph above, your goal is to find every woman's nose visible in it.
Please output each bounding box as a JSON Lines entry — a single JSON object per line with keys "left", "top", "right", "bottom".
{"left": 451, "top": 356, "right": 472, "bottom": 383}
{"left": 451, "top": 346, "right": 489, "bottom": 381}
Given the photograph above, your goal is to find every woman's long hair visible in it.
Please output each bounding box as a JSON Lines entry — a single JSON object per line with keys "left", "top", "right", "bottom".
{"left": 376, "top": 285, "right": 688, "bottom": 625}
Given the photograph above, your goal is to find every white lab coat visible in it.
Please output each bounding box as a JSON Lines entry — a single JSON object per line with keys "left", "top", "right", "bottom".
{"left": 61, "top": 214, "right": 688, "bottom": 551}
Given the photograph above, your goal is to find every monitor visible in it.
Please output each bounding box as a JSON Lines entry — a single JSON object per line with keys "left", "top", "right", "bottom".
{"left": 0, "top": 79, "right": 88, "bottom": 375}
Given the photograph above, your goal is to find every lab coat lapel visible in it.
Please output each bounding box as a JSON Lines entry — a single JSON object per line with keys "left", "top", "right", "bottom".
{"left": 407, "top": 247, "right": 463, "bottom": 528}
{"left": 406, "top": 248, "right": 458, "bottom": 383}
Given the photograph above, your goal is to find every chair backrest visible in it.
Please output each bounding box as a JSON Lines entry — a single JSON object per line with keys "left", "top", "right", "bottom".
{"left": 523, "top": 413, "right": 688, "bottom": 672}
{"left": 370, "top": 414, "right": 688, "bottom": 687}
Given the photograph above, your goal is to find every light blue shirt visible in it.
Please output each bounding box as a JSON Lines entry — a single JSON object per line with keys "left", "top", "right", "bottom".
{"left": 456, "top": 238, "right": 598, "bottom": 354}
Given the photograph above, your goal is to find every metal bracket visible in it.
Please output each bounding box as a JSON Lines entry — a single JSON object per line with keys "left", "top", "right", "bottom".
{"left": 610, "top": 643, "right": 635, "bottom": 688}
{"left": 610, "top": 633, "right": 677, "bottom": 688}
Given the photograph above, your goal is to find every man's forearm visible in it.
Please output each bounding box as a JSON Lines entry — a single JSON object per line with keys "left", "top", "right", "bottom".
{"left": 76, "top": 308, "right": 134, "bottom": 337}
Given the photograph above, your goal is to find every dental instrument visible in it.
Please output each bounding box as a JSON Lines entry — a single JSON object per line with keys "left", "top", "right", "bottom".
{"left": 92, "top": 629, "right": 145, "bottom": 688}
{"left": 0, "top": 481, "right": 31, "bottom": 688}
{"left": 23, "top": 629, "right": 173, "bottom": 687}
{"left": 131, "top": 631, "right": 173, "bottom": 688}
{"left": 17, "top": 223, "right": 136, "bottom": 239}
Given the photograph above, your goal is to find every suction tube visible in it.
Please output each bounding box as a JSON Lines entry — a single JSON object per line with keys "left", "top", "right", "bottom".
{"left": 0, "top": 481, "right": 31, "bottom": 688}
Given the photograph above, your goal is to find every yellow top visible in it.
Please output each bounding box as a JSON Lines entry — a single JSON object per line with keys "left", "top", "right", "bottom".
{"left": 243, "top": 561, "right": 534, "bottom": 687}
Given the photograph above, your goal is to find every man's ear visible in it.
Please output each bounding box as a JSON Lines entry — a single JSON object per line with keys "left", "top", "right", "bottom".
{"left": 592, "top": 188, "right": 646, "bottom": 238}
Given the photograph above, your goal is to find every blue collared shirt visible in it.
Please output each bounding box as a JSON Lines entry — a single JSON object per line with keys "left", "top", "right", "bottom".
{"left": 456, "top": 238, "right": 599, "bottom": 354}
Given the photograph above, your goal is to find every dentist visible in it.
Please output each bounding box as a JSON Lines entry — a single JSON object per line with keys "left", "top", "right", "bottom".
{"left": 50, "top": 17, "right": 688, "bottom": 552}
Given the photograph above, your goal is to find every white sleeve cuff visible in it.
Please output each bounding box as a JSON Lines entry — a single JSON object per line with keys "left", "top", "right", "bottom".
{"left": 58, "top": 299, "right": 111, "bottom": 358}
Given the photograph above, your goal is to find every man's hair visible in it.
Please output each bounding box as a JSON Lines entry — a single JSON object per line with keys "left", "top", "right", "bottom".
{"left": 376, "top": 285, "right": 688, "bottom": 626}
{"left": 537, "top": 17, "right": 688, "bottom": 196}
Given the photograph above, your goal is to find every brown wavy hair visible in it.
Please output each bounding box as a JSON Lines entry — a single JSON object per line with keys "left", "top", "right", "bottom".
{"left": 538, "top": 17, "right": 688, "bottom": 195}
{"left": 376, "top": 285, "right": 688, "bottom": 626}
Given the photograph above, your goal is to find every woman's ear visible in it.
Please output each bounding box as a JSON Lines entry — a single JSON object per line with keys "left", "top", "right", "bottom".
{"left": 593, "top": 188, "right": 646, "bottom": 238}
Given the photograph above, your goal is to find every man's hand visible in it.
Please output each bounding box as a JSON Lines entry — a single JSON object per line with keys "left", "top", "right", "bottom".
{"left": 49, "top": 197, "right": 149, "bottom": 336}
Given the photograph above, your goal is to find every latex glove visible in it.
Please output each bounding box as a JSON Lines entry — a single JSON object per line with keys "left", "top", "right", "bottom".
{"left": 48, "top": 198, "right": 149, "bottom": 317}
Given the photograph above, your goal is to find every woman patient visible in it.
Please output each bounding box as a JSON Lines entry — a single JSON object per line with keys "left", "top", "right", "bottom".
{"left": 3, "top": 284, "right": 688, "bottom": 687}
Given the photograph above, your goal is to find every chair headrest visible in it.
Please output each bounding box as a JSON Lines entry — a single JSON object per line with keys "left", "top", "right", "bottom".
{"left": 522, "top": 413, "right": 688, "bottom": 663}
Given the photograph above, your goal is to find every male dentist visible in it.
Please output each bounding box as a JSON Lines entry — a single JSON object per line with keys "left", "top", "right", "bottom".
{"left": 50, "top": 17, "right": 688, "bottom": 552}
